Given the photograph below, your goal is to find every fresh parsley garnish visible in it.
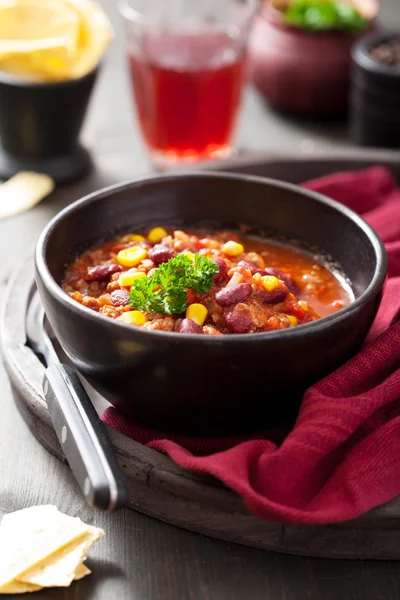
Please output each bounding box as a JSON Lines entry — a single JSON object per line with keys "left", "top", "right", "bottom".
{"left": 284, "top": 0, "right": 367, "bottom": 32}
{"left": 129, "top": 253, "right": 219, "bottom": 315}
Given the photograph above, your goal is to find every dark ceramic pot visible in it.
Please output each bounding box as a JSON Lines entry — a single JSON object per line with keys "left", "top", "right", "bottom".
{"left": 247, "top": 9, "right": 373, "bottom": 117}
{"left": 0, "top": 67, "right": 98, "bottom": 183}
{"left": 35, "top": 173, "right": 387, "bottom": 436}
{"left": 349, "top": 31, "right": 400, "bottom": 148}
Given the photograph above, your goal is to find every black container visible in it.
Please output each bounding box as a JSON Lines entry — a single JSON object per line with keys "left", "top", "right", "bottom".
{"left": 0, "top": 68, "right": 98, "bottom": 183}
{"left": 35, "top": 173, "right": 387, "bottom": 436}
{"left": 350, "top": 31, "right": 400, "bottom": 148}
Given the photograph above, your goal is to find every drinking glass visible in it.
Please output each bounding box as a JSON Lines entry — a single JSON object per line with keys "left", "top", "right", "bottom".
{"left": 119, "top": 0, "right": 258, "bottom": 169}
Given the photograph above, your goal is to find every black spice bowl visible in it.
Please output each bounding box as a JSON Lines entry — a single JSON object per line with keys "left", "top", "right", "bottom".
{"left": 0, "top": 67, "right": 98, "bottom": 183}
{"left": 349, "top": 31, "right": 400, "bottom": 148}
{"left": 35, "top": 173, "right": 387, "bottom": 436}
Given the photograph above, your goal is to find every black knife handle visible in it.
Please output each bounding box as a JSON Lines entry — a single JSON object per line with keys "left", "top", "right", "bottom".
{"left": 43, "top": 363, "right": 129, "bottom": 511}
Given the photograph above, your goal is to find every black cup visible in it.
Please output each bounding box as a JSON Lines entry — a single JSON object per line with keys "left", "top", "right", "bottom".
{"left": 349, "top": 31, "right": 400, "bottom": 148}
{"left": 0, "top": 67, "right": 98, "bottom": 183}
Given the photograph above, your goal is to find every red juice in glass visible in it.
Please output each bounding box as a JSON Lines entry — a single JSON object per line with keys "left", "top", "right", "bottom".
{"left": 128, "top": 32, "right": 245, "bottom": 164}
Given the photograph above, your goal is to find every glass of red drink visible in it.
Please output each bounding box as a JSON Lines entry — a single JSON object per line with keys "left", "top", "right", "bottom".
{"left": 119, "top": 0, "right": 258, "bottom": 169}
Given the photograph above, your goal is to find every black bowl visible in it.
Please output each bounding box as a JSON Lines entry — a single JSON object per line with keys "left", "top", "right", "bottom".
{"left": 35, "top": 173, "right": 387, "bottom": 436}
{"left": 0, "top": 67, "right": 98, "bottom": 183}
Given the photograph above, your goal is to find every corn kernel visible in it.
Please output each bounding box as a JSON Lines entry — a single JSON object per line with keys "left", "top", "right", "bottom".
{"left": 261, "top": 275, "right": 280, "bottom": 292}
{"left": 299, "top": 300, "right": 308, "bottom": 311}
{"left": 222, "top": 240, "right": 244, "bottom": 257}
{"left": 182, "top": 252, "right": 195, "bottom": 261}
{"left": 186, "top": 303, "right": 208, "bottom": 326}
{"left": 118, "top": 311, "right": 146, "bottom": 326}
{"left": 118, "top": 270, "right": 146, "bottom": 287}
{"left": 286, "top": 314, "right": 299, "bottom": 327}
{"left": 119, "top": 233, "right": 146, "bottom": 243}
{"left": 116, "top": 246, "right": 148, "bottom": 268}
{"left": 148, "top": 227, "right": 168, "bottom": 243}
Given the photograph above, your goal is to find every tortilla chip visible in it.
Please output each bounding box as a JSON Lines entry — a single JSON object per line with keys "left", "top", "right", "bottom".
{"left": 0, "top": 171, "right": 54, "bottom": 220}
{"left": 0, "top": 506, "right": 103, "bottom": 589}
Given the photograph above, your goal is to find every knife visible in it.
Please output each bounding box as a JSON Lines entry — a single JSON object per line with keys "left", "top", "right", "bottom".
{"left": 26, "top": 291, "right": 129, "bottom": 511}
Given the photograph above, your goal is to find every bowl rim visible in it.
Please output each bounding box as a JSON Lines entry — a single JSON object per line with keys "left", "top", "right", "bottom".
{"left": 35, "top": 171, "right": 388, "bottom": 345}
{"left": 352, "top": 30, "right": 400, "bottom": 78}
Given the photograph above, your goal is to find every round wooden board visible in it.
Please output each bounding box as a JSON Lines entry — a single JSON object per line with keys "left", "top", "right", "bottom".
{"left": 3, "top": 152, "right": 400, "bottom": 561}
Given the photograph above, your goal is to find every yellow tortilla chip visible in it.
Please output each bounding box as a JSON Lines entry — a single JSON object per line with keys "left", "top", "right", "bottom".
{"left": 18, "top": 527, "right": 103, "bottom": 587}
{"left": 0, "top": 0, "right": 113, "bottom": 80}
{"left": 0, "top": 506, "right": 98, "bottom": 588}
{"left": 0, "top": 171, "right": 55, "bottom": 220}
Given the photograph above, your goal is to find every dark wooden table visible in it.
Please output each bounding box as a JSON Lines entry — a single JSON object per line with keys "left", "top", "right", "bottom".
{"left": 1, "top": 2, "right": 400, "bottom": 598}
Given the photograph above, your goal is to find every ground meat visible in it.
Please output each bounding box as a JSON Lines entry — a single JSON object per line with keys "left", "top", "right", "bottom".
{"left": 107, "top": 280, "right": 121, "bottom": 293}
{"left": 203, "top": 324, "right": 224, "bottom": 335}
{"left": 138, "top": 259, "right": 156, "bottom": 272}
{"left": 199, "top": 237, "right": 220, "bottom": 250}
{"left": 200, "top": 292, "right": 225, "bottom": 328}
{"left": 82, "top": 296, "right": 101, "bottom": 310}
{"left": 170, "top": 230, "right": 199, "bottom": 253}
{"left": 265, "top": 314, "right": 291, "bottom": 330}
{"left": 99, "top": 305, "right": 121, "bottom": 319}
{"left": 142, "top": 317, "right": 176, "bottom": 331}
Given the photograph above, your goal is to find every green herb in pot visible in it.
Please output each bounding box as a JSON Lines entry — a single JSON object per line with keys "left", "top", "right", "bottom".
{"left": 284, "top": 0, "right": 368, "bottom": 32}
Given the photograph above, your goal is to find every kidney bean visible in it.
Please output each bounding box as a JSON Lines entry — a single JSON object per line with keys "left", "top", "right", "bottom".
{"left": 86, "top": 263, "right": 121, "bottom": 282}
{"left": 177, "top": 318, "right": 203, "bottom": 334}
{"left": 212, "top": 258, "right": 229, "bottom": 283}
{"left": 215, "top": 283, "right": 252, "bottom": 307}
{"left": 110, "top": 288, "right": 130, "bottom": 307}
{"left": 262, "top": 267, "right": 298, "bottom": 293}
{"left": 237, "top": 260, "right": 260, "bottom": 274}
{"left": 148, "top": 243, "right": 175, "bottom": 264}
{"left": 256, "top": 287, "right": 288, "bottom": 305}
{"left": 224, "top": 305, "right": 253, "bottom": 333}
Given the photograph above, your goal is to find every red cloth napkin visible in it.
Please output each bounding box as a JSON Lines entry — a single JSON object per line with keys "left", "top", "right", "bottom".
{"left": 103, "top": 166, "right": 400, "bottom": 525}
